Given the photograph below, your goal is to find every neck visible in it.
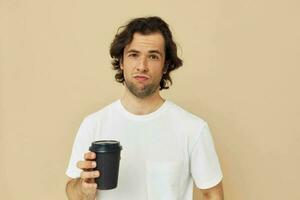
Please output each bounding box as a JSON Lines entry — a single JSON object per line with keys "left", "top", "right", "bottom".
{"left": 120, "top": 88, "right": 165, "bottom": 115}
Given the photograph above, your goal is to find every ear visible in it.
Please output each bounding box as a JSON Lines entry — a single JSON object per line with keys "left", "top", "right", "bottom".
{"left": 120, "top": 58, "right": 124, "bottom": 70}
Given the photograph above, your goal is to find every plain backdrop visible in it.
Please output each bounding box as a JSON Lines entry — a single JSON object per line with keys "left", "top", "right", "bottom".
{"left": 1, "top": 0, "right": 300, "bottom": 199}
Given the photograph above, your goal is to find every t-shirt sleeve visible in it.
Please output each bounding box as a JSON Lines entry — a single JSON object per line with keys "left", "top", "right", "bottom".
{"left": 190, "top": 122, "right": 223, "bottom": 189}
{"left": 65, "top": 117, "right": 94, "bottom": 178}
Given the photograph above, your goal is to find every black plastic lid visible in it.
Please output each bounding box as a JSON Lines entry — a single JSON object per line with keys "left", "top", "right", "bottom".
{"left": 89, "top": 140, "right": 122, "bottom": 153}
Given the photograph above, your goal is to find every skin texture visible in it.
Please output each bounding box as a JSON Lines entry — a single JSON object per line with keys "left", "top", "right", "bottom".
{"left": 201, "top": 182, "right": 224, "bottom": 200}
{"left": 121, "top": 32, "right": 165, "bottom": 99}
{"left": 66, "top": 32, "right": 224, "bottom": 200}
{"left": 120, "top": 32, "right": 166, "bottom": 115}
{"left": 66, "top": 152, "right": 99, "bottom": 200}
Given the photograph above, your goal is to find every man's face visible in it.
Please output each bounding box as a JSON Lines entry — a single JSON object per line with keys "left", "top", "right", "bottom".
{"left": 121, "top": 32, "right": 166, "bottom": 98}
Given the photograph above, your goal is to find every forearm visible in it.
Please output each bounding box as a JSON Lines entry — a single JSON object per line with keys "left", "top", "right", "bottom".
{"left": 66, "top": 178, "right": 94, "bottom": 200}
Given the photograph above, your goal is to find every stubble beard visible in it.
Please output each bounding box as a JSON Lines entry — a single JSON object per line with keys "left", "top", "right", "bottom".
{"left": 125, "top": 78, "right": 161, "bottom": 99}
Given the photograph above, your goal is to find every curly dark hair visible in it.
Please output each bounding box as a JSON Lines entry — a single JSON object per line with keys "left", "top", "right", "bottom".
{"left": 110, "top": 16, "right": 183, "bottom": 90}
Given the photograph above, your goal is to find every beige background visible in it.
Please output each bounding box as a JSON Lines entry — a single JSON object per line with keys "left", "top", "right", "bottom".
{"left": 1, "top": 0, "right": 300, "bottom": 199}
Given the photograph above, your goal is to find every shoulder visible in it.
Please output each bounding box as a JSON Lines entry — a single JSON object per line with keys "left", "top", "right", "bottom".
{"left": 81, "top": 100, "right": 118, "bottom": 126}
{"left": 165, "top": 101, "right": 211, "bottom": 146}
{"left": 166, "top": 100, "right": 207, "bottom": 127}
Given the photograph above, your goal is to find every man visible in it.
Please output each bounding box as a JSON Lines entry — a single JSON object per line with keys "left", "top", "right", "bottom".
{"left": 66, "top": 16, "right": 224, "bottom": 200}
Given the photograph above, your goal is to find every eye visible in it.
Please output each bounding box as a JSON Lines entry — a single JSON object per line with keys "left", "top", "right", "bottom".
{"left": 128, "top": 53, "right": 138, "bottom": 58}
{"left": 149, "top": 54, "right": 159, "bottom": 60}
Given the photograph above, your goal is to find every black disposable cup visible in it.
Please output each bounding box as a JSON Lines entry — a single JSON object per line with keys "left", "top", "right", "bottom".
{"left": 89, "top": 140, "right": 122, "bottom": 190}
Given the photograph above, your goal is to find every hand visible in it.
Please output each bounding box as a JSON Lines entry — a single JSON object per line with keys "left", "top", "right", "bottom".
{"left": 76, "top": 152, "right": 100, "bottom": 199}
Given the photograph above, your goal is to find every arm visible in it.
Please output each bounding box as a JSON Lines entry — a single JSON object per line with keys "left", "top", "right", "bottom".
{"left": 199, "top": 181, "right": 224, "bottom": 200}
{"left": 65, "top": 152, "right": 100, "bottom": 200}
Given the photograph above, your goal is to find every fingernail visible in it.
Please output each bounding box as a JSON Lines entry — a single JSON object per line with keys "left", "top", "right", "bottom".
{"left": 92, "top": 162, "right": 96, "bottom": 167}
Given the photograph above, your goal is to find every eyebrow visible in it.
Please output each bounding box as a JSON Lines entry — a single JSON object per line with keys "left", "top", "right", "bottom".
{"left": 126, "top": 49, "right": 163, "bottom": 57}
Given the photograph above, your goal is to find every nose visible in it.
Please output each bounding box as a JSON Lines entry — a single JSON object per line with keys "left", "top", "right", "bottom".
{"left": 136, "top": 56, "right": 149, "bottom": 72}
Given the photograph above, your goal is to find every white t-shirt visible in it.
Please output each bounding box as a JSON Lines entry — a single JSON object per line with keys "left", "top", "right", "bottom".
{"left": 66, "top": 100, "right": 223, "bottom": 200}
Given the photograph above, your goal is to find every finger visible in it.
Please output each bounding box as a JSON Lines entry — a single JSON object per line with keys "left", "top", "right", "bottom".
{"left": 85, "top": 177, "right": 96, "bottom": 184}
{"left": 77, "top": 160, "right": 96, "bottom": 170}
{"left": 80, "top": 170, "right": 100, "bottom": 179}
{"left": 82, "top": 179, "right": 97, "bottom": 189}
{"left": 84, "top": 152, "right": 96, "bottom": 160}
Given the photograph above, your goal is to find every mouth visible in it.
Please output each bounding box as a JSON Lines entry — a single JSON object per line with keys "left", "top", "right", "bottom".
{"left": 133, "top": 75, "right": 150, "bottom": 81}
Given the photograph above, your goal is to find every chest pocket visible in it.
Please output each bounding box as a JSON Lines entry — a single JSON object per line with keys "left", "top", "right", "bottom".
{"left": 146, "top": 160, "right": 183, "bottom": 200}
